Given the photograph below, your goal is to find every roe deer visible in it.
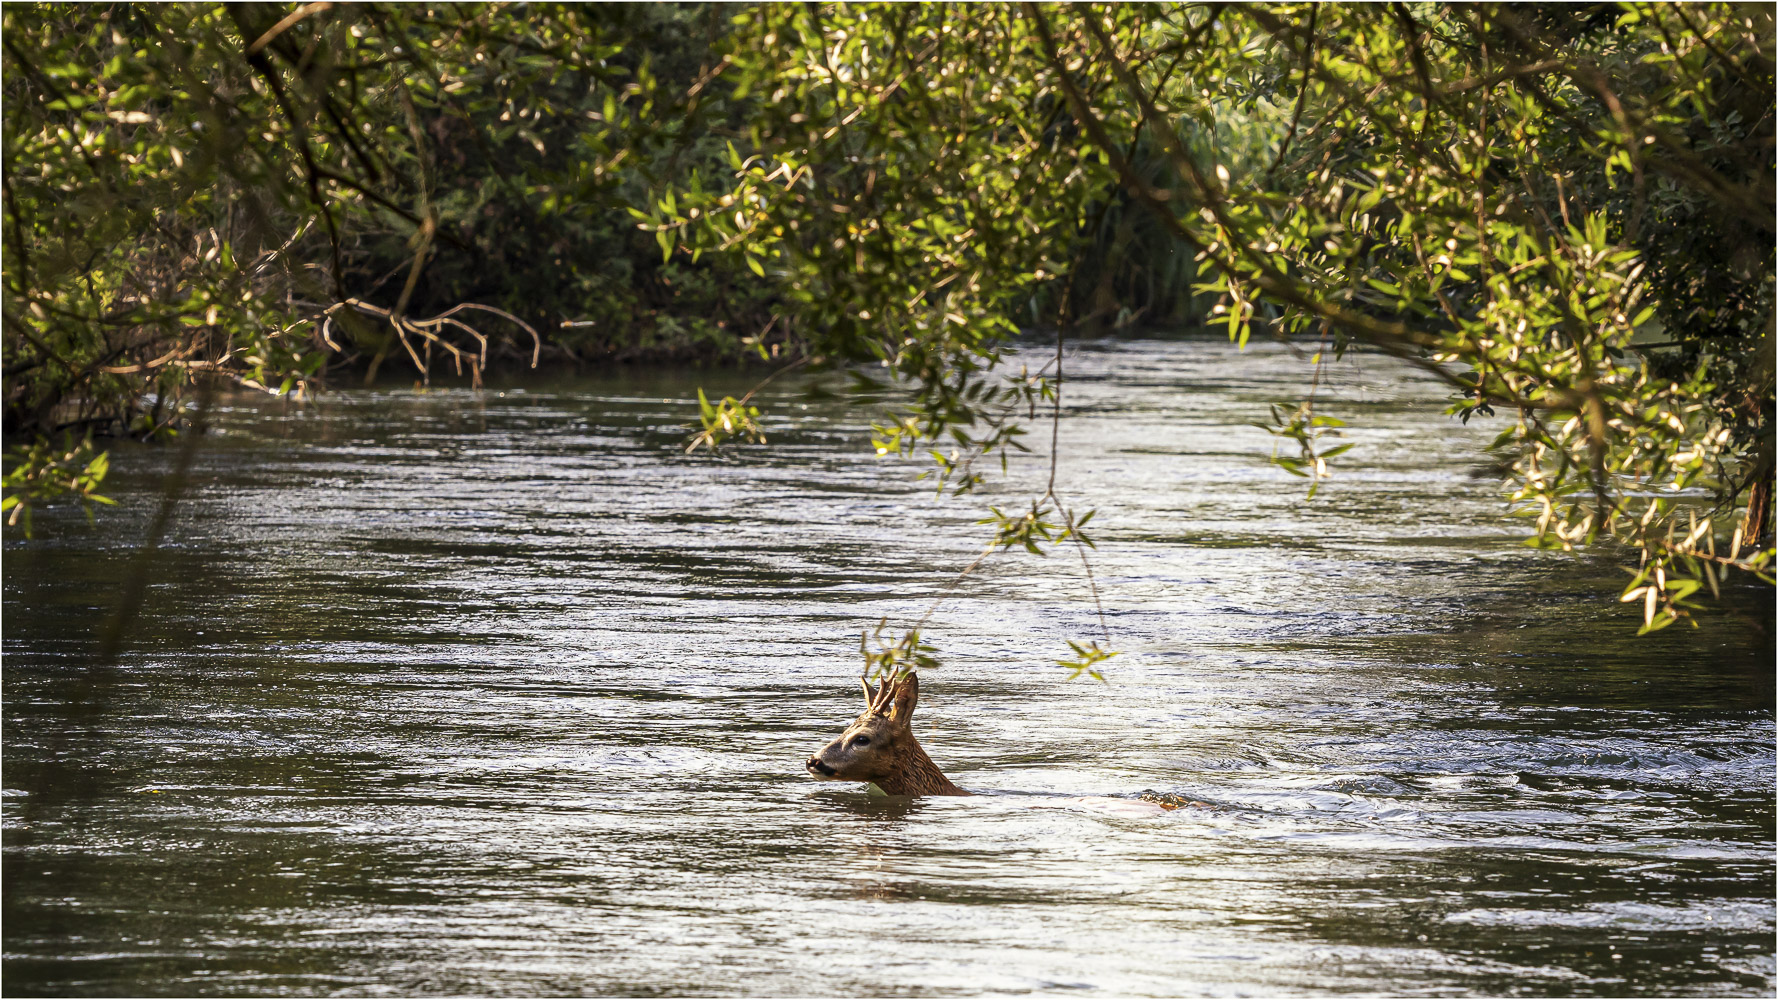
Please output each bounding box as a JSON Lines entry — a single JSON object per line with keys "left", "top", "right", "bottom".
{"left": 804, "top": 672, "right": 969, "bottom": 796}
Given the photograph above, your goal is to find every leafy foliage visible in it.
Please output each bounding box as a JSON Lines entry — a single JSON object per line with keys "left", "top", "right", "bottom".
{"left": 1, "top": 435, "right": 112, "bottom": 537}
{"left": 653, "top": 2, "right": 1774, "bottom": 638}
{"left": 859, "top": 620, "right": 941, "bottom": 682}
{"left": 1058, "top": 639, "right": 1117, "bottom": 683}
{"left": 6, "top": 2, "right": 1771, "bottom": 651}
{"left": 3, "top": 3, "right": 774, "bottom": 499}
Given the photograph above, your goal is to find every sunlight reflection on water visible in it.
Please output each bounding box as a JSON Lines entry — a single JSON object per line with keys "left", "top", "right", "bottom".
{"left": 4, "top": 337, "right": 1772, "bottom": 996}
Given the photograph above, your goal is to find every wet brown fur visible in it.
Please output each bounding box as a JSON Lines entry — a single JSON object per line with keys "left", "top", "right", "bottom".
{"left": 805, "top": 672, "right": 969, "bottom": 797}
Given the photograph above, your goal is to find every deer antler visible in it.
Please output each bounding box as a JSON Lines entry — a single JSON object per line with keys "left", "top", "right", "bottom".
{"left": 860, "top": 675, "right": 898, "bottom": 715}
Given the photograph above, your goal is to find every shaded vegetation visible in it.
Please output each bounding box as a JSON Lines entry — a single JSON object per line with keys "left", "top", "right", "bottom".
{"left": 656, "top": 2, "right": 1775, "bottom": 639}
{"left": 3, "top": 2, "right": 1772, "bottom": 642}
{"left": 2, "top": 2, "right": 778, "bottom": 436}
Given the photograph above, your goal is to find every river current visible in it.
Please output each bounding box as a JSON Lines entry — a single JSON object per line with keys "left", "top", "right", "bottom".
{"left": 4, "top": 337, "right": 1772, "bottom": 996}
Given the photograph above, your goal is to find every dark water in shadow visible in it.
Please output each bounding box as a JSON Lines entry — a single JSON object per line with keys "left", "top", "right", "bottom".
{"left": 4, "top": 338, "right": 1772, "bottom": 996}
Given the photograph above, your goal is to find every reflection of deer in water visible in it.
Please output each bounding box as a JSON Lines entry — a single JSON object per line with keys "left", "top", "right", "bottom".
{"left": 804, "top": 672, "right": 969, "bottom": 797}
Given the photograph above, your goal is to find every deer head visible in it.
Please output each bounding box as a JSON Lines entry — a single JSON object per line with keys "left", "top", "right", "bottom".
{"left": 804, "top": 672, "right": 968, "bottom": 796}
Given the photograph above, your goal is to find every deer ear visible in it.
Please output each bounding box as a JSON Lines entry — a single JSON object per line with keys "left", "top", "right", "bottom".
{"left": 888, "top": 671, "right": 920, "bottom": 724}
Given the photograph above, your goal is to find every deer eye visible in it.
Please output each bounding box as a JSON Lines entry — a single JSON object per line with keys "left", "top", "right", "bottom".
{"left": 851, "top": 735, "right": 871, "bottom": 747}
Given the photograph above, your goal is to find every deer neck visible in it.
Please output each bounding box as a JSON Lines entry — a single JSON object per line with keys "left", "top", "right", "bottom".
{"left": 877, "top": 734, "right": 969, "bottom": 797}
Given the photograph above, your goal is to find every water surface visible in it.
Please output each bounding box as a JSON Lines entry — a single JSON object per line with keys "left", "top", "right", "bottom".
{"left": 4, "top": 337, "right": 1772, "bottom": 996}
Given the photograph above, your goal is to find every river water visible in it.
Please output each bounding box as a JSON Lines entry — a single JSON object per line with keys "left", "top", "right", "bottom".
{"left": 3, "top": 337, "right": 1772, "bottom": 996}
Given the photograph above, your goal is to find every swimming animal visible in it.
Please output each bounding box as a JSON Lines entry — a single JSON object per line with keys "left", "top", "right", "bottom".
{"left": 804, "top": 672, "right": 969, "bottom": 796}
